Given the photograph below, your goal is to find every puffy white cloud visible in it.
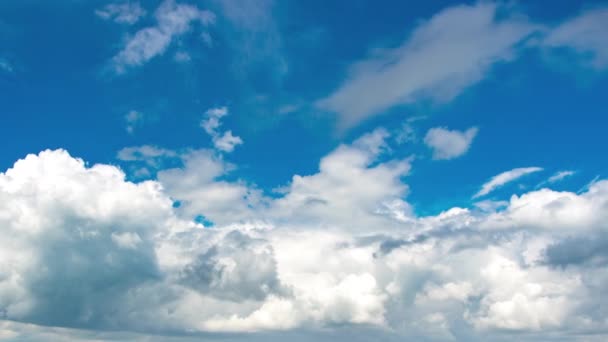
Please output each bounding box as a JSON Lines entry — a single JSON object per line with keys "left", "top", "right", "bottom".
{"left": 471, "top": 252, "right": 580, "bottom": 331}
{"left": 474, "top": 167, "right": 543, "bottom": 198}
{"left": 112, "top": 0, "right": 215, "bottom": 72}
{"left": 156, "top": 149, "right": 261, "bottom": 224}
{"left": 424, "top": 126, "right": 478, "bottom": 160}
{"left": 0, "top": 150, "right": 175, "bottom": 328}
{"left": 543, "top": 7, "right": 608, "bottom": 69}
{"left": 317, "top": 2, "right": 536, "bottom": 129}
{"left": 269, "top": 128, "right": 413, "bottom": 230}
{"left": 201, "top": 107, "right": 243, "bottom": 153}
{"left": 2, "top": 135, "right": 608, "bottom": 340}
{"left": 95, "top": 2, "right": 146, "bottom": 25}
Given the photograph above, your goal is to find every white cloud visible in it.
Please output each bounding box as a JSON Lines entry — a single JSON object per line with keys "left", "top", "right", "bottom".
{"left": 543, "top": 7, "right": 608, "bottom": 69}
{"left": 474, "top": 167, "right": 543, "bottom": 198}
{"left": 213, "top": 131, "right": 243, "bottom": 153}
{"left": 317, "top": 2, "right": 536, "bottom": 129}
{"left": 201, "top": 107, "right": 243, "bottom": 153}
{"left": 95, "top": 2, "right": 146, "bottom": 25}
{"left": 424, "top": 126, "right": 478, "bottom": 160}
{"left": 2, "top": 134, "right": 608, "bottom": 340}
{"left": 548, "top": 170, "right": 576, "bottom": 183}
{"left": 156, "top": 149, "right": 260, "bottom": 224}
{"left": 111, "top": 0, "right": 215, "bottom": 72}
{"left": 269, "top": 128, "right": 413, "bottom": 230}
{"left": 201, "top": 106, "right": 228, "bottom": 134}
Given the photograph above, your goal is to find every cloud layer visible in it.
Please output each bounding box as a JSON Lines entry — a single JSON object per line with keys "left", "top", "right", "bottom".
{"left": 1, "top": 129, "right": 607, "bottom": 340}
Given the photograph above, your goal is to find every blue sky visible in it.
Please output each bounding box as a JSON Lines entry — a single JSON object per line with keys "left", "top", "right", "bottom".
{"left": 1, "top": 1, "right": 608, "bottom": 341}
{"left": 2, "top": 0, "right": 606, "bottom": 211}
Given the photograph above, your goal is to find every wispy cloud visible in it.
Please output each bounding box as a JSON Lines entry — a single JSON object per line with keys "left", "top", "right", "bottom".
{"left": 535, "top": 170, "right": 576, "bottom": 189}
{"left": 124, "top": 110, "right": 144, "bottom": 134}
{"left": 474, "top": 167, "right": 543, "bottom": 198}
{"left": 543, "top": 7, "right": 608, "bottom": 69}
{"left": 317, "top": 2, "right": 536, "bottom": 129}
{"left": 111, "top": 0, "right": 215, "bottom": 73}
{"left": 214, "top": 0, "right": 288, "bottom": 83}
{"left": 548, "top": 170, "right": 576, "bottom": 183}
{"left": 0, "top": 58, "right": 14, "bottom": 73}
{"left": 96, "top": 2, "right": 146, "bottom": 25}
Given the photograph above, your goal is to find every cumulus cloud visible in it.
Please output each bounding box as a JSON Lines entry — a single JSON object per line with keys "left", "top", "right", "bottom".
{"left": 317, "top": 2, "right": 536, "bottom": 129}
{"left": 201, "top": 107, "right": 243, "bottom": 153}
{"left": 474, "top": 167, "right": 543, "bottom": 198}
{"left": 95, "top": 2, "right": 146, "bottom": 25}
{"left": 543, "top": 7, "right": 608, "bottom": 69}
{"left": 2, "top": 133, "right": 608, "bottom": 340}
{"left": 269, "top": 128, "right": 413, "bottom": 230}
{"left": 111, "top": 0, "right": 215, "bottom": 72}
{"left": 424, "top": 126, "right": 478, "bottom": 160}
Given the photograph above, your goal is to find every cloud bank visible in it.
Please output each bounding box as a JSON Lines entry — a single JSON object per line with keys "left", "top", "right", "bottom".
{"left": 1, "top": 129, "right": 607, "bottom": 340}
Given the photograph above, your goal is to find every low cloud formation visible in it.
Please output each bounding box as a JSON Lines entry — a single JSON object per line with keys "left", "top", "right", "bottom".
{"left": 1, "top": 128, "right": 607, "bottom": 340}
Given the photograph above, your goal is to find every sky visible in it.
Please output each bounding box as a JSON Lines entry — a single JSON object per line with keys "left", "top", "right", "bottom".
{"left": 0, "top": 0, "right": 608, "bottom": 340}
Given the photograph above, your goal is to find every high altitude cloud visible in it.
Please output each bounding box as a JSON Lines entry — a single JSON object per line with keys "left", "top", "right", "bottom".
{"left": 2, "top": 143, "right": 608, "bottom": 340}
{"left": 474, "top": 167, "right": 543, "bottom": 198}
{"left": 124, "top": 110, "right": 144, "bottom": 134}
{"left": 214, "top": 0, "right": 288, "bottom": 83}
{"left": 201, "top": 107, "right": 243, "bottom": 153}
{"left": 424, "top": 126, "right": 478, "bottom": 160}
{"left": 111, "top": 0, "right": 215, "bottom": 73}
{"left": 95, "top": 2, "right": 146, "bottom": 25}
{"left": 543, "top": 7, "right": 608, "bottom": 69}
{"left": 548, "top": 170, "right": 576, "bottom": 183}
{"left": 317, "top": 2, "right": 536, "bottom": 129}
